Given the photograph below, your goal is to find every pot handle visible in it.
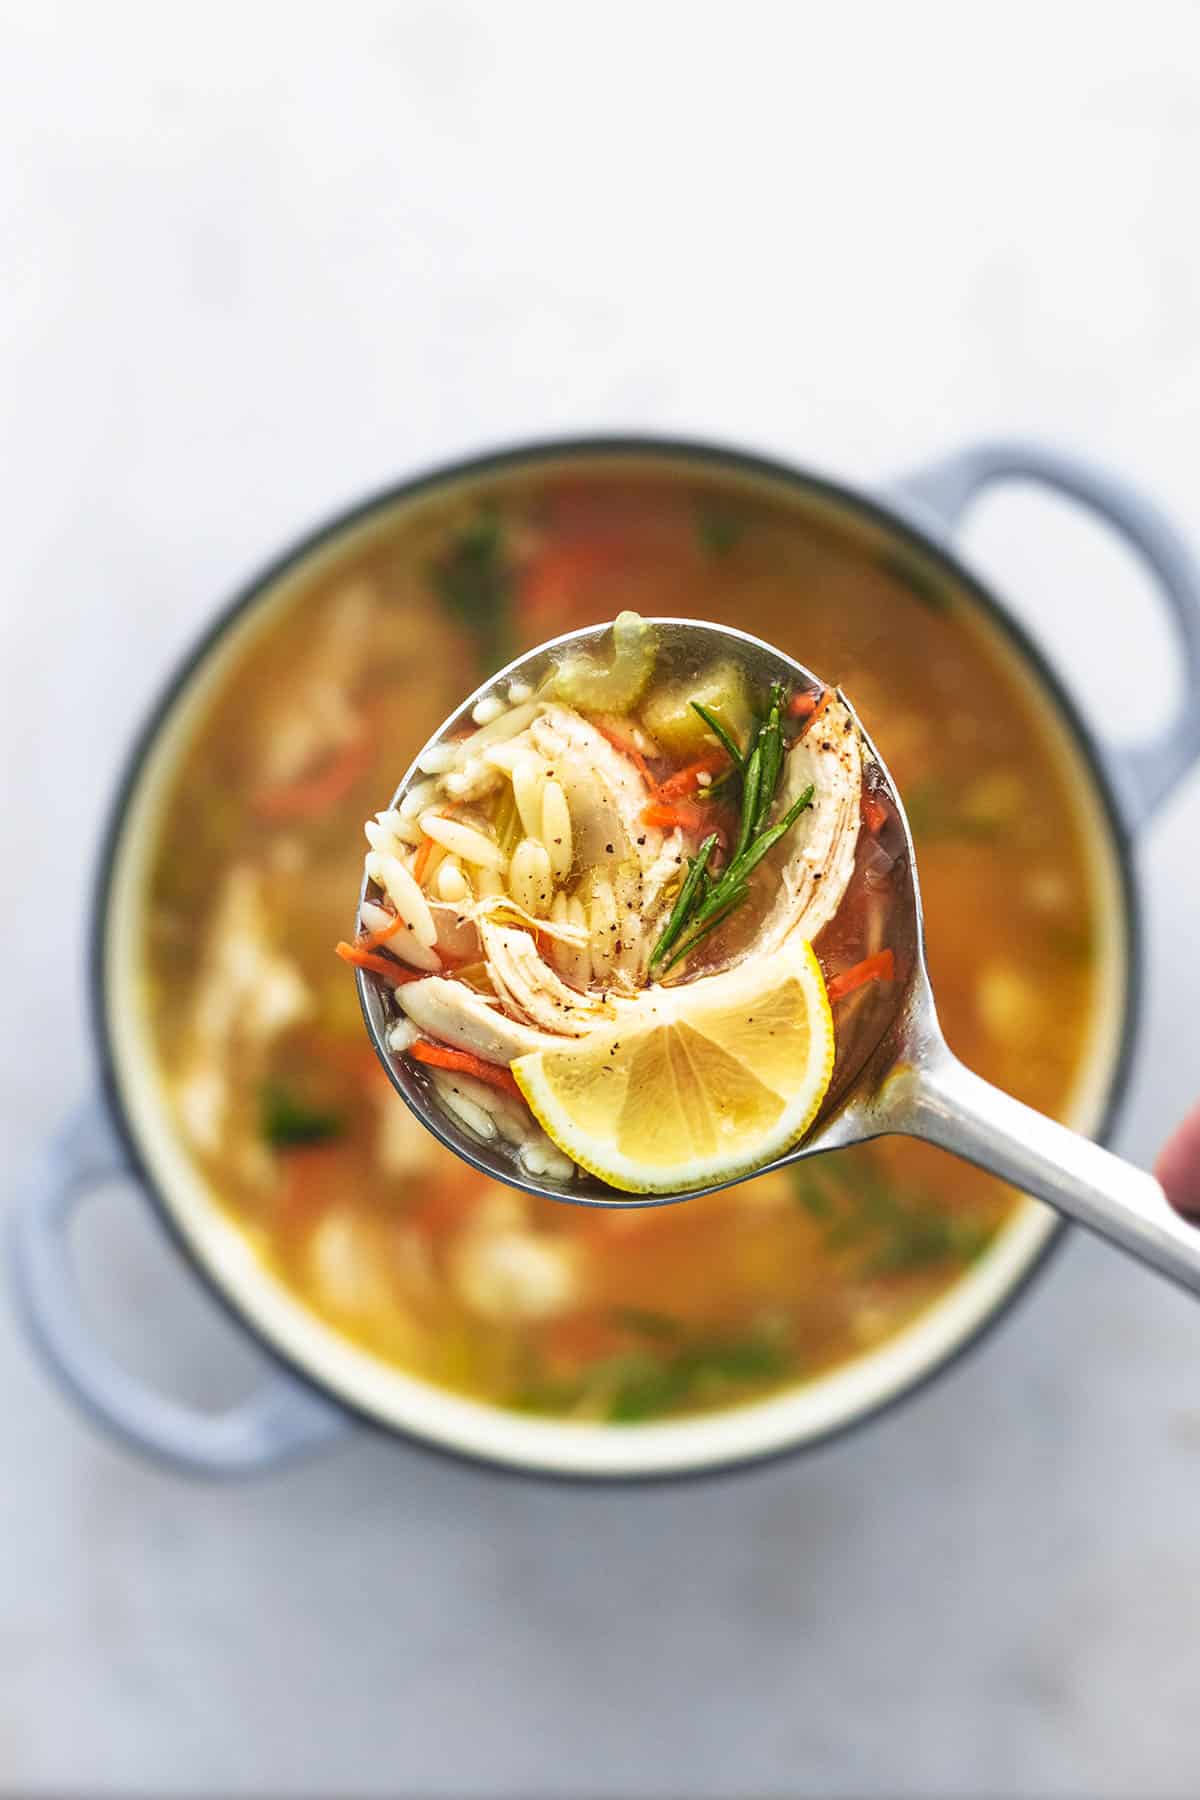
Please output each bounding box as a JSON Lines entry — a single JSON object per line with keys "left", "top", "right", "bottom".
{"left": 889, "top": 439, "right": 1200, "bottom": 828}
{"left": 9, "top": 1098, "right": 351, "bottom": 1476}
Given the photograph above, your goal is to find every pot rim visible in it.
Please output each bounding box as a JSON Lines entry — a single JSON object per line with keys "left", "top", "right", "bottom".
{"left": 87, "top": 432, "right": 1142, "bottom": 1482}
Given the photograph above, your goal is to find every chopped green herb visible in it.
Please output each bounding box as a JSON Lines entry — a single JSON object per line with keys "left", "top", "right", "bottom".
{"left": 792, "top": 1165, "right": 837, "bottom": 1220}
{"left": 429, "top": 509, "right": 513, "bottom": 673}
{"left": 862, "top": 1215, "right": 993, "bottom": 1277}
{"left": 260, "top": 1081, "right": 344, "bottom": 1151}
{"left": 515, "top": 1325, "right": 793, "bottom": 1422}
{"left": 613, "top": 1308, "right": 684, "bottom": 1343}
{"left": 607, "top": 1333, "right": 791, "bottom": 1422}
{"left": 695, "top": 502, "right": 744, "bottom": 557}
{"left": 790, "top": 1148, "right": 995, "bottom": 1278}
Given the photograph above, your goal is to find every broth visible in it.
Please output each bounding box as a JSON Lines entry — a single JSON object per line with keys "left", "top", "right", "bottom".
{"left": 140, "top": 460, "right": 1097, "bottom": 1422}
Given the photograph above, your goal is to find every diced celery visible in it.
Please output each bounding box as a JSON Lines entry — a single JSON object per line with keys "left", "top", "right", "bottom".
{"left": 641, "top": 659, "right": 752, "bottom": 758}
{"left": 548, "top": 611, "right": 656, "bottom": 711}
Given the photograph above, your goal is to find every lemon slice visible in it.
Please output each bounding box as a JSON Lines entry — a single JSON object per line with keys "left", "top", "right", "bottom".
{"left": 512, "top": 939, "right": 834, "bottom": 1194}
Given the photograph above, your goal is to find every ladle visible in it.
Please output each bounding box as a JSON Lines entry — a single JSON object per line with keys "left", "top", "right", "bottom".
{"left": 356, "top": 619, "right": 1200, "bottom": 1297}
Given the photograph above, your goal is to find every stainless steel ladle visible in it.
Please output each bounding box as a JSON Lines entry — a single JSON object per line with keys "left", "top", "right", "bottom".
{"left": 357, "top": 619, "right": 1200, "bottom": 1297}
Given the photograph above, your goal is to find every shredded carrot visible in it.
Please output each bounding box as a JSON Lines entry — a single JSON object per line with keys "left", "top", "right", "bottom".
{"left": 334, "top": 940, "right": 423, "bottom": 982}
{"left": 641, "top": 799, "right": 707, "bottom": 835}
{"left": 826, "top": 949, "right": 896, "bottom": 1002}
{"left": 787, "top": 688, "right": 819, "bottom": 720}
{"left": 253, "top": 732, "right": 372, "bottom": 822}
{"left": 407, "top": 1038, "right": 522, "bottom": 1098}
{"left": 412, "top": 836, "right": 436, "bottom": 886}
{"left": 655, "top": 751, "right": 729, "bottom": 801}
{"left": 594, "top": 721, "right": 659, "bottom": 792}
{"left": 413, "top": 1180, "right": 486, "bottom": 1240}
{"left": 278, "top": 1145, "right": 344, "bottom": 1233}
{"left": 358, "top": 909, "right": 406, "bottom": 951}
{"left": 519, "top": 537, "right": 626, "bottom": 623}
{"left": 796, "top": 686, "right": 834, "bottom": 737}
{"left": 543, "top": 1314, "right": 625, "bottom": 1369}
{"left": 863, "top": 792, "right": 888, "bottom": 836}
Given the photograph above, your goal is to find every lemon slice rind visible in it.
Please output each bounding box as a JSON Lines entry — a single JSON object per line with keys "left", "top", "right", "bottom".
{"left": 512, "top": 939, "right": 834, "bottom": 1194}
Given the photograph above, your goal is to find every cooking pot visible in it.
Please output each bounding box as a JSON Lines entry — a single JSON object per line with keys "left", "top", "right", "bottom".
{"left": 12, "top": 437, "right": 1200, "bottom": 1479}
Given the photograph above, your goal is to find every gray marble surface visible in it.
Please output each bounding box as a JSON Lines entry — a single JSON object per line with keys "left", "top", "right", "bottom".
{"left": 5, "top": 4, "right": 1200, "bottom": 1794}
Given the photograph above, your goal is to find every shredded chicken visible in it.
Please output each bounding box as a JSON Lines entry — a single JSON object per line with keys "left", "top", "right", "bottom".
{"left": 396, "top": 976, "right": 567, "bottom": 1063}
{"left": 447, "top": 1193, "right": 585, "bottom": 1322}
{"left": 479, "top": 919, "right": 611, "bottom": 1035}
{"left": 755, "top": 696, "right": 863, "bottom": 953}
{"left": 175, "top": 865, "right": 311, "bottom": 1153}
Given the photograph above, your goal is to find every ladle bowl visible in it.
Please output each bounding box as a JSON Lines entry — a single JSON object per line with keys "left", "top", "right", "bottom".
{"left": 359, "top": 618, "right": 1200, "bottom": 1299}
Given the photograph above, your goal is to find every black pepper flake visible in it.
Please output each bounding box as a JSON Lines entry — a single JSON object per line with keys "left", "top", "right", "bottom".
{"left": 636, "top": 836, "right": 646, "bottom": 846}
{"left": 605, "top": 843, "right": 615, "bottom": 855}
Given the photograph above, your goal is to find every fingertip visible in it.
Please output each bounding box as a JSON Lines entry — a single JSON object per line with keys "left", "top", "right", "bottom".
{"left": 1155, "top": 1100, "right": 1200, "bottom": 1219}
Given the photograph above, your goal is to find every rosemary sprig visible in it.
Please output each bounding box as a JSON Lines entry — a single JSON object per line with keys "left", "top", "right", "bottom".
{"left": 651, "top": 681, "right": 818, "bottom": 977}
{"left": 727, "top": 782, "right": 815, "bottom": 886}
{"left": 649, "top": 833, "right": 719, "bottom": 970}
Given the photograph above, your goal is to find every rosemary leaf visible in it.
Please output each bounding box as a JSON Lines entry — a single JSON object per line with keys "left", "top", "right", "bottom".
{"left": 649, "top": 833, "right": 719, "bottom": 968}
{"left": 755, "top": 690, "right": 785, "bottom": 832}
{"left": 726, "top": 783, "right": 815, "bottom": 887}
{"left": 662, "top": 885, "right": 749, "bottom": 974}
{"left": 700, "top": 765, "right": 739, "bottom": 801}
{"left": 690, "top": 702, "right": 745, "bottom": 769}
{"left": 735, "top": 744, "right": 762, "bottom": 861}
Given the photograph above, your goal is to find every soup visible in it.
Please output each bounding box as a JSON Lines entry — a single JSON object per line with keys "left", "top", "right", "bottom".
{"left": 350, "top": 613, "right": 911, "bottom": 1195}
{"left": 142, "top": 460, "right": 1097, "bottom": 1422}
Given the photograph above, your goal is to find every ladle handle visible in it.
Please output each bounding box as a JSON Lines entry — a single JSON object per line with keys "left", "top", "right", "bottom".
{"left": 899, "top": 1045, "right": 1200, "bottom": 1297}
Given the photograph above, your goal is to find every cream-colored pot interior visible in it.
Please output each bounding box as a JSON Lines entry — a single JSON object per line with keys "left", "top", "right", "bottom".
{"left": 101, "top": 466, "right": 1131, "bottom": 1477}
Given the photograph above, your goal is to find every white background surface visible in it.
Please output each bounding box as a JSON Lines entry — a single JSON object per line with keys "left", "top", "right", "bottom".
{"left": 5, "top": 4, "right": 1200, "bottom": 1794}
